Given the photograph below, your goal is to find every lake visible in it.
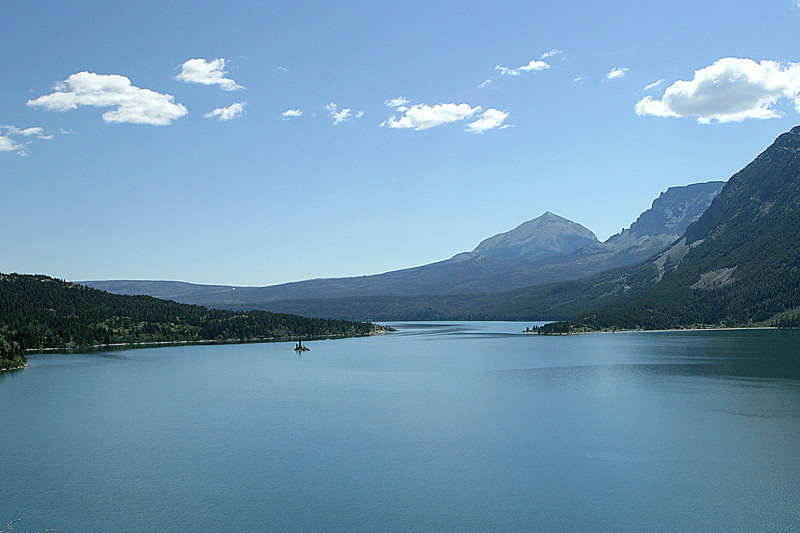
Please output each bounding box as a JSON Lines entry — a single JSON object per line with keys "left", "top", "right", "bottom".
{"left": 2, "top": 322, "right": 800, "bottom": 532}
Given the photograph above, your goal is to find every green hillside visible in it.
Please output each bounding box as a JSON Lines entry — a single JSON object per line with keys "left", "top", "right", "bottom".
{"left": 0, "top": 273, "right": 384, "bottom": 357}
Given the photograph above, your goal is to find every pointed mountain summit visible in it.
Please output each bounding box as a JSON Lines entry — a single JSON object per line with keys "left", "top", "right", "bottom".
{"left": 469, "top": 211, "right": 598, "bottom": 261}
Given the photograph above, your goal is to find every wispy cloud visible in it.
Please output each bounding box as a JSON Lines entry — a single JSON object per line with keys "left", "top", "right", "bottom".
{"left": 282, "top": 109, "right": 303, "bottom": 119}
{"left": 205, "top": 101, "right": 246, "bottom": 121}
{"left": 0, "top": 124, "right": 52, "bottom": 156}
{"left": 28, "top": 71, "right": 188, "bottom": 125}
{"left": 176, "top": 58, "right": 243, "bottom": 91}
{"left": 276, "top": 66, "right": 289, "bottom": 72}
{"left": 384, "top": 97, "right": 410, "bottom": 108}
{"left": 478, "top": 79, "right": 492, "bottom": 89}
{"left": 381, "top": 102, "right": 508, "bottom": 133}
{"left": 0, "top": 135, "right": 23, "bottom": 153}
{"left": 636, "top": 57, "right": 800, "bottom": 123}
{"left": 496, "top": 59, "right": 550, "bottom": 76}
{"left": 643, "top": 79, "right": 665, "bottom": 92}
{"left": 605, "top": 67, "right": 629, "bottom": 80}
{"left": 541, "top": 49, "right": 562, "bottom": 59}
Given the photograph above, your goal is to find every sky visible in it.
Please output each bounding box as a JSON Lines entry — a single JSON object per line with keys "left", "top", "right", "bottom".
{"left": 4, "top": 0, "right": 800, "bottom": 286}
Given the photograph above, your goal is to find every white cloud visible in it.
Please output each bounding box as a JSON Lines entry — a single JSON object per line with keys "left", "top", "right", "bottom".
{"left": 466, "top": 108, "right": 510, "bottom": 133}
{"left": 176, "top": 58, "right": 243, "bottom": 91}
{"left": 325, "top": 102, "right": 354, "bottom": 124}
{"left": 496, "top": 59, "right": 550, "bottom": 76}
{"left": 384, "top": 97, "right": 410, "bottom": 108}
{"left": 0, "top": 136, "right": 22, "bottom": 153}
{"left": 282, "top": 109, "right": 303, "bottom": 118}
{"left": 643, "top": 79, "right": 665, "bottom": 92}
{"left": 276, "top": 66, "right": 289, "bottom": 72}
{"left": 541, "top": 49, "right": 563, "bottom": 59}
{"left": 381, "top": 102, "right": 479, "bottom": 130}
{"left": 28, "top": 71, "right": 188, "bottom": 125}
{"left": 204, "top": 101, "right": 246, "bottom": 121}
{"left": 2, "top": 126, "right": 44, "bottom": 136}
{"left": 635, "top": 58, "right": 800, "bottom": 123}
{"left": 1, "top": 124, "right": 52, "bottom": 155}
{"left": 478, "top": 79, "right": 492, "bottom": 89}
{"left": 574, "top": 76, "right": 585, "bottom": 82}
{"left": 381, "top": 102, "right": 508, "bottom": 132}
{"left": 355, "top": 110, "right": 364, "bottom": 118}
{"left": 605, "top": 67, "right": 629, "bottom": 80}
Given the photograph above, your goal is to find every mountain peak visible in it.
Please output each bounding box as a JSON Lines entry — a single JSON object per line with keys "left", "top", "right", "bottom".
{"left": 471, "top": 212, "right": 598, "bottom": 261}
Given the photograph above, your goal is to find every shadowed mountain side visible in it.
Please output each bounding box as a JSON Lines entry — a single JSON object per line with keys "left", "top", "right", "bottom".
{"left": 215, "top": 263, "right": 649, "bottom": 322}
{"left": 539, "top": 125, "right": 800, "bottom": 331}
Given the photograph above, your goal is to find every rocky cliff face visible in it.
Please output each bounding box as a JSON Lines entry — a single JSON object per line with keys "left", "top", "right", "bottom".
{"left": 594, "top": 180, "right": 725, "bottom": 256}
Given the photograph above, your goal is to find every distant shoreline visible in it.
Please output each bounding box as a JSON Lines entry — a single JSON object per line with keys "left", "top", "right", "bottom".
{"left": 528, "top": 325, "right": 780, "bottom": 335}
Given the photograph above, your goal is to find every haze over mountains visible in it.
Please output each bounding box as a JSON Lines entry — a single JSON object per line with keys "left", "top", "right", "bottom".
{"left": 85, "top": 180, "right": 724, "bottom": 316}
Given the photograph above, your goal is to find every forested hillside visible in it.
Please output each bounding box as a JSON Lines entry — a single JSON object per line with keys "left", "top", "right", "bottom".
{"left": 0, "top": 273, "right": 383, "bottom": 354}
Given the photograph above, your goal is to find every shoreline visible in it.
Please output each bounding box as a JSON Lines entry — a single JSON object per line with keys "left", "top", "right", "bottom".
{"left": 532, "top": 325, "right": 780, "bottom": 335}
{"left": 24, "top": 327, "right": 394, "bottom": 354}
{"left": 0, "top": 362, "right": 28, "bottom": 372}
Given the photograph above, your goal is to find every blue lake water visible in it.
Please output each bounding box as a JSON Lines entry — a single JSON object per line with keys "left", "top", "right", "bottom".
{"left": 2, "top": 322, "right": 800, "bottom": 532}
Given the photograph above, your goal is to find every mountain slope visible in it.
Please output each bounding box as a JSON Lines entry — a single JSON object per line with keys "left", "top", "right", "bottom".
{"left": 84, "top": 185, "right": 722, "bottom": 313}
{"left": 86, "top": 212, "right": 602, "bottom": 301}
{"left": 539, "top": 126, "right": 800, "bottom": 331}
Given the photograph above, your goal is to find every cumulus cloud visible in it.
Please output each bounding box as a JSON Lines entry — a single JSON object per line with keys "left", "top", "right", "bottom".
{"left": 282, "top": 109, "right": 303, "bottom": 118}
{"left": 176, "top": 58, "right": 243, "bottom": 91}
{"left": 204, "top": 101, "right": 246, "bottom": 121}
{"left": 466, "top": 108, "right": 510, "bottom": 133}
{"left": 496, "top": 59, "right": 550, "bottom": 76}
{"left": 381, "top": 102, "right": 508, "bottom": 132}
{"left": 605, "top": 67, "right": 629, "bottom": 80}
{"left": 27, "top": 72, "right": 188, "bottom": 125}
{"left": 635, "top": 58, "right": 800, "bottom": 123}
{"left": 325, "top": 102, "right": 362, "bottom": 124}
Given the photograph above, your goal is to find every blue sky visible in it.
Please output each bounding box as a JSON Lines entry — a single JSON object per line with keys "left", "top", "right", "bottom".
{"left": 4, "top": 0, "right": 800, "bottom": 285}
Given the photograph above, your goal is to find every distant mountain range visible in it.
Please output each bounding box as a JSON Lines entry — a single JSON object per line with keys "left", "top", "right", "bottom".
{"left": 84, "top": 181, "right": 723, "bottom": 315}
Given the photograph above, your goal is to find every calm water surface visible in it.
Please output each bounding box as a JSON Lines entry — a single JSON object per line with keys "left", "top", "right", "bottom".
{"left": 2, "top": 322, "right": 799, "bottom": 532}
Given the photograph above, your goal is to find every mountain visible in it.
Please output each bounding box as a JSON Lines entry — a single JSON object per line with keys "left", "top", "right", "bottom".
{"left": 84, "top": 185, "right": 722, "bottom": 314}
{"left": 536, "top": 125, "right": 800, "bottom": 331}
{"left": 454, "top": 211, "right": 598, "bottom": 261}
{"left": 0, "top": 273, "right": 383, "bottom": 353}
{"left": 85, "top": 212, "right": 602, "bottom": 302}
